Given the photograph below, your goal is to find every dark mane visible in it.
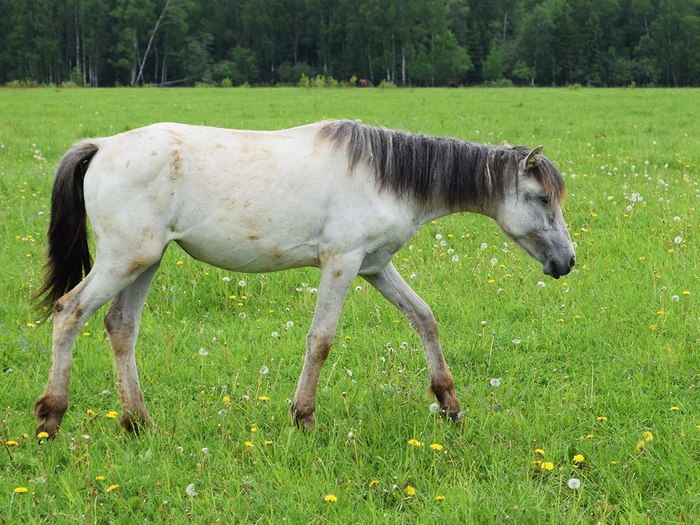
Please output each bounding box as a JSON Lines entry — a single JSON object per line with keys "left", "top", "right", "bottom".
{"left": 317, "top": 120, "right": 565, "bottom": 210}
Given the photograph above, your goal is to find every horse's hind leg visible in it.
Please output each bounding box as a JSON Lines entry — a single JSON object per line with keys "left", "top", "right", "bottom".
{"left": 363, "top": 263, "right": 460, "bottom": 420}
{"left": 104, "top": 262, "right": 160, "bottom": 433}
{"left": 35, "top": 267, "right": 137, "bottom": 437}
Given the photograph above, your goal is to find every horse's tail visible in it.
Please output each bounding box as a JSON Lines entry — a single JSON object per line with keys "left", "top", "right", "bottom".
{"left": 34, "top": 141, "right": 100, "bottom": 317}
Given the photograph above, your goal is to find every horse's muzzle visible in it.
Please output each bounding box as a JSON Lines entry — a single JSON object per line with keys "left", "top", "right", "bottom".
{"left": 544, "top": 254, "right": 576, "bottom": 279}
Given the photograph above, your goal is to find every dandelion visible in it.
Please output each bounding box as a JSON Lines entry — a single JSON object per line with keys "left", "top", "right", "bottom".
{"left": 176, "top": 260, "right": 184, "bottom": 266}
{"left": 643, "top": 431, "right": 654, "bottom": 442}
{"left": 405, "top": 485, "right": 416, "bottom": 497}
{"left": 430, "top": 443, "right": 444, "bottom": 451}
{"left": 597, "top": 416, "right": 607, "bottom": 422}
{"left": 263, "top": 440, "right": 273, "bottom": 445}
{"left": 13, "top": 487, "right": 29, "bottom": 494}
{"left": 86, "top": 409, "right": 95, "bottom": 416}
{"left": 674, "top": 236, "right": 683, "bottom": 245}
{"left": 271, "top": 332, "right": 279, "bottom": 338}
{"left": 368, "top": 479, "right": 379, "bottom": 488}
{"left": 222, "top": 395, "right": 231, "bottom": 405}
{"left": 250, "top": 424, "right": 258, "bottom": 432}
{"left": 322, "top": 494, "right": 338, "bottom": 502}
{"left": 198, "top": 347, "right": 208, "bottom": 356}
{"left": 534, "top": 448, "right": 545, "bottom": 456}
{"left": 480, "top": 243, "right": 488, "bottom": 249}
{"left": 105, "top": 484, "right": 119, "bottom": 493}
{"left": 6, "top": 440, "right": 19, "bottom": 447}
{"left": 185, "top": 483, "right": 197, "bottom": 497}
{"left": 429, "top": 402, "right": 440, "bottom": 414}
{"left": 670, "top": 406, "right": 680, "bottom": 411}
{"left": 408, "top": 439, "right": 424, "bottom": 447}
{"left": 540, "top": 462, "right": 555, "bottom": 471}
{"left": 244, "top": 441, "right": 253, "bottom": 447}
{"left": 537, "top": 281, "right": 546, "bottom": 288}
{"left": 572, "top": 454, "right": 585, "bottom": 464}
{"left": 567, "top": 478, "right": 581, "bottom": 490}
{"left": 636, "top": 440, "right": 646, "bottom": 452}
{"left": 683, "top": 290, "right": 691, "bottom": 296}
{"left": 489, "top": 378, "right": 501, "bottom": 387}
{"left": 260, "top": 365, "right": 269, "bottom": 375}
{"left": 37, "top": 431, "right": 49, "bottom": 439}
{"left": 435, "top": 495, "right": 445, "bottom": 501}
{"left": 258, "top": 395, "right": 270, "bottom": 402}
{"left": 95, "top": 475, "right": 106, "bottom": 481}
{"left": 106, "top": 410, "right": 118, "bottom": 419}
{"left": 238, "top": 280, "right": 246, "bottom": 287}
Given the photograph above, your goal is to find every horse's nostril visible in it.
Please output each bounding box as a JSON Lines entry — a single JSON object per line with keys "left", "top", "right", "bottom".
{"left": 570, "top": 256, "right": 576, "bottom": 269}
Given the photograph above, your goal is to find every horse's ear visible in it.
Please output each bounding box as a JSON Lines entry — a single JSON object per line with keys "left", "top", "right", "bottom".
{"left": 525, "top": 145, "right": 543, "bottom": 171}
{"left": 500, "top": 140, "right": 512, "bottom": 148}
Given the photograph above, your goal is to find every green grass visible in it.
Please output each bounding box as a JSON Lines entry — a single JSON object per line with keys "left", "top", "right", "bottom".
{"left": 2, "top": 86, "right": 700, "bottom": 523}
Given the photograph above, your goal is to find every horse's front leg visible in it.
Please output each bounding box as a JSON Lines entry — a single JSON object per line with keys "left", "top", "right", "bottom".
{"left": 290, "top": 252, "right": 362, "bottom": 429}
{"left": 363, "top": 263, "right": 460, "bottom": 420}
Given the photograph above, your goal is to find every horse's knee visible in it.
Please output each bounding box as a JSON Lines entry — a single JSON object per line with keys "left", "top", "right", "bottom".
{"left": 306, "top": 330, "right": 334, "bottom": 362}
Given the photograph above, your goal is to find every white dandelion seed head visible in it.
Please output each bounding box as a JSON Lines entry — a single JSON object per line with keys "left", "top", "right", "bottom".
{"left": 674, "top": 236, "right": 682, "bottom": 245}
{"left": 537, "top": 281, "right": 546, "bottom": 288}
{"left": 672, "top": 295, "right": 680, "bottom": 302}
{"left": 271, "top": 332, "right": 279, "bottom": 338}
{"left": 435, "top": 233, "right": 443, "bottom": 240}
{"left": 346, "top": 368, "right": 353, "bottom": 377}
{"left": 198, "top": 347, "right": 208, "bottom": 356}
{"left": 222, "top": 276, "right": 231, "bottom": 282}
{"left": 452, "top": 255, "right": 460, "bottom": 263}
{"left": 440, "top": 240, "right": 447, "bottom": 247}
{"left": 567, "top": 478, "right": 581, "bottom": 490}
{"left": 490, "top": 378, "right": 501, "bottom": 387}
{"left": 674, "top": 216, "right": 681, "bottom": 222}
{"left": 429, "top": 402, "right": 440, "bottom": 414}
{"left": 101, "top": 389, "right": 111, "bottom": 396}
{"left": 490, "top": 258, "right": 498, "bottom": 266}
{"left": 480, "top": 243, "right": 488, "bottom": 249}
{"left": 512, "top": 338, "right": 521, "bottom": 345}
{"left": 238, "top": 280, "right": 246, "bottom": 287}
{"left": 185, "top": 483, "right": 197, "bottom": 497}
{"left": 201, "top": 447, "right": 209, "bottom": 455}
{"left": 286, "top": 321, "right": 295, "bottom": 328}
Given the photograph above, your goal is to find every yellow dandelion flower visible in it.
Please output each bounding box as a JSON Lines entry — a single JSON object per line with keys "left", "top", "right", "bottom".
{"left": 37, "top": 431, "right": 49, "bottom": 439}
{"left": 105, "top": 411, "right": 118, "bottom": 419}
{"left": 176, "top": 260, "right": 184, "bottom": 266}
{"left": 222, "top": 396, "right": 231, "bottom": 405}
{"left": 258, "top": 395, "right": 270, "bottom": 402}
{"left": 572, "top": 454, "right": 585, "bottom": 464}
{"left": 540, "top": 462, "right": 555, "bottom": 471}
{"left": 670, "top": 406, "right": 680, "bottom": 411}
{"left": 610, "top": 460, "right": 619, "bottom": 465}
{"left": 95, "top": 475, "right": 106, "bottom": 481}
{"left": 636, "top": 440, "right": 645, "bottom": 452}
{"left": 26, "top": 322, "right": 37, "bottom": 329}
{"left": 487, "top": 278, "right": 496, "bottom": 285}
{"left": 105, "top": 484, "right": 119, "bottom": 493}
{"left": 322, "top": 494, "right": 337, "bottom": 502}
{"left": 405, "top": 485, "right": 416, "bottom": 496}
{"left": 597, "top": 416, "right": 608, "bottom": 421}
{"left": 263, "top": 440, "right": 273, "bottom": 445}
{"left": 244, "top": 441, "right": 253, "bottom": 447}
{"left": 435, "top": 495, "right": 445, "bottom": 501}
{"left": 683, "top": 290, "right": 691, "bottom": 296}
{"left": 649, "top": 324, "right": 656, "bottom": 331}
{"left": 86, "top": 409, "right": 95, "bottom": 416}
{"left": 6, "top": 440, "right": 19, "bottom": 447}
{"left": 643, "top": 431, "right": 654, "bottom": 442}
{"left": 13, "top": 487, "right": 29, "bottom": 494}
{"left": 407, "top": 439, "right": 424, "bottom": 447}
{"left": 368, "top": 479, "right": 379, "bottom": 488}
{"left": 430, "top": 443, "right": 443, "bottom": 451}
{"left": 250, "top": 425, "right": 258, "bottom": 432}
{"left": 534, "top": 448, "right": 545, "bottom": 456}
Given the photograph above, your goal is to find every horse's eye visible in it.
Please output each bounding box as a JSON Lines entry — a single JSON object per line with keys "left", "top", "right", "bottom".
{"left": 539, "top": 196, "right": 551, "bottom": 205}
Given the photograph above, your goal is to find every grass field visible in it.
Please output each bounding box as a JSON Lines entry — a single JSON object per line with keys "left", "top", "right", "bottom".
{"left": 1, "top": 87, "right": 700, "bottom": 523}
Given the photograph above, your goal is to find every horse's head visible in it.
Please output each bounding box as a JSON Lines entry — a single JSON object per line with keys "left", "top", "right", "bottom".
{"left": 494, "top": 146, "right": 575, "bottom": 279}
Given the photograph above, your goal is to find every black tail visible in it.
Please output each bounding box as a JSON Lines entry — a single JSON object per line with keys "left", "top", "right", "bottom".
{"left": 34, "top": 141, "right": 99, "bottom": 317}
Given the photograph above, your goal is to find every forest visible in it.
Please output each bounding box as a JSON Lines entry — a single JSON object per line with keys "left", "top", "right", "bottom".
{"left": 1, "top": 0, "right": 699, "bottom": 87}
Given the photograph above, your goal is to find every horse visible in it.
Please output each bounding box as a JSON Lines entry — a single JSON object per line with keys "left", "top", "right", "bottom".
{"left": 33, "top": 120, "right": 575, "bottom": 436}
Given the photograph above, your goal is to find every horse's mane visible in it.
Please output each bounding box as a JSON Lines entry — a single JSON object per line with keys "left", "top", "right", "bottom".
{"left": 317, "top": 120, "right": 565, "bottom": 210}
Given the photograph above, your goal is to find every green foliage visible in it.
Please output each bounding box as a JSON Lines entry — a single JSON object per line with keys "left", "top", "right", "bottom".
{"left": 2, "top": 87, "right": 700, "bottom": 522}
{"left": 1, "top": 0, "right": 700, "bottom": 86}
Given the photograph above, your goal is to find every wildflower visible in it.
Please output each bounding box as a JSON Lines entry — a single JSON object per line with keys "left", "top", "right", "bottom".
{"left": 572, "top": 454, "right": 585, "bottom": 464}
{"left": 636, "top": 440, "right": 645, "bottom": 452}
{"left": 185, "top": 483, "right": 197, "bottom": 497}
{"left": 263, "top": 440, "right": 273, "bottom": 445}
{"left": 490, "top": 378, "right": 501, "bottom": 387}
{"left": 683, "top": 290, "right": 691, "bottom": 296}
{"left": 198, "top": 347, "right": 208, "bottom": 356}
{"left": 6, "top": 440, "right": 19, "bottom": 447}
{"left": 567, "top": 478, "right": 581, "bottom": 490}
{"left": 105, "top": 484, "right": 119, "bottom": 493}
{"left": 222, "top": 396, "right": 231, "bottom": 405}
{"left": 643, "top": 431, "right": 654, "bottom": 442}
{"left": 408, "top": 439, "right": 424, "bottom": 447}
{"left": 322, "top": 494, "right": 338, "bottom": 502}
{"left": 405, "top": 485, "right": 416, "bottom": 496}
{"left": 368, "top": 479, "right": 379, "bottom": 488}
{"left": 13, "top": 487, "right": 29, "bottom": 494}
{"left": 238, "top": 280, "right": 246, "bottom": 287}
{"left": 95, "top": 475, "right": 106, "bottom": 481}
{"left": 176, "top": 260, "right": 184, "bottom": 266}
{"left": 37, "top": 431, "right": 49, "bottom": 439}
{"left": 597, "top": 416, "right": 608, "bottom": 422}
{"left": 670, "top": 406, "right": 680, "bottom": 411}
{"left": 429, "top": 403, "right": 440, "bottom": 414}
{"left": 430, "top": 443, "right": 443, "bottom": 451}
{"left": 244, "top": 441, "right": 253, "bottom": 447}
{"left": 86, "top": 409, "right": 95, "bottom": 416}
{"left": 435, "top": 495, "right": 445, "bottom": 501}
{"left": 258, "top": 395, "right": 270, "bottom": 402}
{"left": 534, "top": 448, "right": 545, "bottom": 456}
{"left": 540, "top": 462, "right": 555, "bottom": 471}
{"left": 250, "top": 424, "right": 258, "bottom": 432}
{"left": 106, "top": 410, "right": 118, "bottom": 419}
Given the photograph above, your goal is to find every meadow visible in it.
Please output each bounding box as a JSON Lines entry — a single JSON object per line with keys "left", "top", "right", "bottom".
{"left": 1, "top": 86, "right": 700, "bottom": 523}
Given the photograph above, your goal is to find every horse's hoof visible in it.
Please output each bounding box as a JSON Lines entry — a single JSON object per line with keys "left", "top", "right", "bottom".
{"left": 119, "top": 414, "right": 150, "bottom": 434}
{"left": 35, "top": 422, "right": 58, "bottom": 439}
{"left": 290, "top": 405, "right": 315, "bottom": 430}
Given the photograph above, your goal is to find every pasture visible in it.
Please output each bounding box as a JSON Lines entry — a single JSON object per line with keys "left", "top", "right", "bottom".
{"left": 1, "top": 87, "right": 700, "bottom": 523}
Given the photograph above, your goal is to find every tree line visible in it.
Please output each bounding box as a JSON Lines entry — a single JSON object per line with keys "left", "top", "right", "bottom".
{"left": 1, "top": 0, "right": 699, "bottom": 88}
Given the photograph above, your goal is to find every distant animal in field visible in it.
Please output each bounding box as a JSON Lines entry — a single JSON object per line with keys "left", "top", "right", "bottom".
{"left": 33, "top": 120, "right": 575, "bottom": 436}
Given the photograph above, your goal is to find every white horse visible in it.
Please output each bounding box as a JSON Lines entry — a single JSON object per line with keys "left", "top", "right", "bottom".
{"left": 34, "top": 120, "right": 575, "bottom": 436}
